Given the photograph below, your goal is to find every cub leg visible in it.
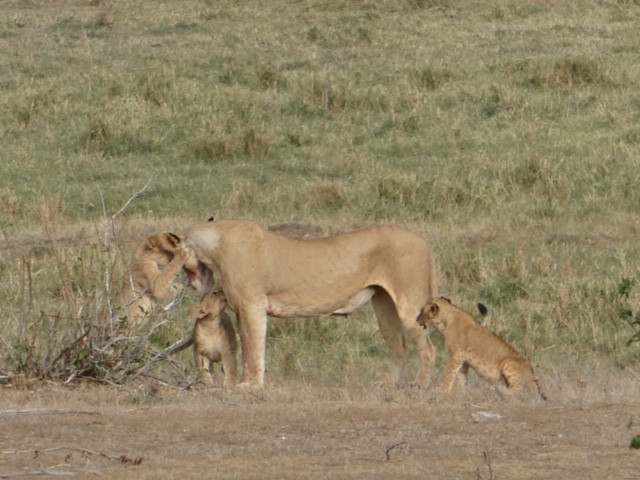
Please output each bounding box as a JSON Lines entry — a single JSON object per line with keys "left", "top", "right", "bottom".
{"left": 439, "top": 352, "right": 467, "bottom": 392}
{"left": 150, "top": 250, "right": 189, "bottom": 302}
{"left": 501, "top": 357, "right": 541, "bottom": 398}
{"left": 456, "top": 363, "right": 470, "bottom": 388}
{"left": 194, "top": 349, "right": 214, "bottom": 388}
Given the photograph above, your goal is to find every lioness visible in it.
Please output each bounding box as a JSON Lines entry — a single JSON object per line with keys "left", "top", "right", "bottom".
{"left": 181, "top": 218, "right": 438, "bottom": 389}
{"left": 189, "top": 289, "right": 238, "bottom": 389}
{"left": 417, "top": 297, "right": 545, "bottom": 399}
{"left": 119, "top": 232, "right": 190, "bottom": 326}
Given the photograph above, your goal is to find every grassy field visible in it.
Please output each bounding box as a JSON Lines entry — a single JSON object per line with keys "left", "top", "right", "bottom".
{"left": 1, "top": 0, "right": 640, "bottom": 392}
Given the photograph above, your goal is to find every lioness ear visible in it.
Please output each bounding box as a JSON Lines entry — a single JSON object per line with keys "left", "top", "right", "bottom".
{"left": 159, "top": 232, "right": 183, "bottom": 252}
{"left": 207, "top": 216, "right": 215, "bottom": 222}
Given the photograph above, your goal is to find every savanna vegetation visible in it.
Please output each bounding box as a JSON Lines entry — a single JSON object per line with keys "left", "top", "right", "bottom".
{"left": 1, "top": 0, "right": 639, "bottom": 396}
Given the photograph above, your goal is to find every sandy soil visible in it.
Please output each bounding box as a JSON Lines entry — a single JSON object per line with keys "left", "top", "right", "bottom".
{"left": 1, "top": 381, "right": 639, "bottom": 480}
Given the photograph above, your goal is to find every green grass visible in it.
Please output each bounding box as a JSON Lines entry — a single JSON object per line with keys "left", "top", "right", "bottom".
{"left": 1, "top": 0, "right": 639, "bottom": 388}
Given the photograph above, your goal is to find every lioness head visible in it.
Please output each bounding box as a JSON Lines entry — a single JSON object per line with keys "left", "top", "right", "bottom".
{"left": 189, "top": 289, "right": 227, "bottom": 320}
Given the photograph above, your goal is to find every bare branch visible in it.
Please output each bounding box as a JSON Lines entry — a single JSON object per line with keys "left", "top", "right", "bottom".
{"left": 111, "top": 179, "right": 151, "bottom": 220}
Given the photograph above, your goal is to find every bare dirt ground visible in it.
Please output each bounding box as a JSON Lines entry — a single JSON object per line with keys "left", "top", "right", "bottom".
{"left": 1, "top": 380, "right": 639, "bottom": 480}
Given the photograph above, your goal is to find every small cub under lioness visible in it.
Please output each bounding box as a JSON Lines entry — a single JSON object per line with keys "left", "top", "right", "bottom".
{"left": 189, "top": 290, "right": 238, "bottom": 389}
{"left": 417, "top": 297, "right": 545, "bottom": 400}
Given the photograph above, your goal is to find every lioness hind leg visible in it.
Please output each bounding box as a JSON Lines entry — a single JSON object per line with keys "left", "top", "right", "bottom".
{"left": 372, "top": 291, "right": 409, "bottom": 387}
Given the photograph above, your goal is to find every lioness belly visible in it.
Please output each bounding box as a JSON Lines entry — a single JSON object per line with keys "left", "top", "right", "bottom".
{"left": 267, "top": 287, "right": 376, "bottom": 318}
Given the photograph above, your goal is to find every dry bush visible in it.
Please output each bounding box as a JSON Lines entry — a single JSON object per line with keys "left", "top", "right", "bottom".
{"left": 0, "top": 191, "right": 197, "bottom": 389}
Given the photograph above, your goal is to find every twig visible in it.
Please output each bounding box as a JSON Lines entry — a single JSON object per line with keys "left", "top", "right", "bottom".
{"left": 130, "top": 334, "right": 193, "bottom": 381}
{"left": 0, "top": 334, "right": 19, "bottom": 357}
{"left": 22, "top": 255, "right": 34, "bottom": 317}
{"left": 111, "top": 179, "right": 151, "bottom": 220}
{"left": 0, "top": 409, "right": 103, "bottom": 417}
{"left": 99, "top": 180, "right": 151, "bottom": 330}
{"left": 44, "top": 328, "right": 91, "bottom": 377}
{"left": 43, "top": 226, "right": 74, "bottom": 321}
{"left": 384, "top": 441, "right": 407, "bottom": 461}
{"left": 137, "top": 372, "right": 174, "bottom": 387}
{"left": 475, "top": 450, "right": 494, "bottom": 480}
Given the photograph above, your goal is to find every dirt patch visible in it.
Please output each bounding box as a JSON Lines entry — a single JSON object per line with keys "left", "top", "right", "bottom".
{"left": 1, "top": 383, "right": 638, "bottom": 480}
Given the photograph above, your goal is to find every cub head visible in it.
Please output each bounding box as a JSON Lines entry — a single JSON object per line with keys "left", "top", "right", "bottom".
{"left": 189, "top": 289, "right": 227, "bottom": 320}
{"left": 416, "top": 296, "right": 452, "bottom": 331}
{"left": 142, "top": 232, "right": 185, "bottom": 264}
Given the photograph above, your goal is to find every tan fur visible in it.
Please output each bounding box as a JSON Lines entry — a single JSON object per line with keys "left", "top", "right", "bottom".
{"left": 189, "top": 290, "right": 238, "bottom": 389}
{"left": 417, "top": 297, "right": 545, "bottom": 400}
{"left": 119, "top": 232, "right": 189, "bottom": 326}
{"left": 181, "top": 219, "right": 438, "bottom": 389}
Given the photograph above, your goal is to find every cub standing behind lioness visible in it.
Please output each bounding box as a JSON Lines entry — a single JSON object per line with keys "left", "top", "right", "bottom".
{"left": 417, "top": 297, "right": 546, "bottom": 400}
{"left": 119, "top": 232, "right": 190, "bottom": 327}
{"left": 189, "top": 289, "right": 238, "bottom": 389}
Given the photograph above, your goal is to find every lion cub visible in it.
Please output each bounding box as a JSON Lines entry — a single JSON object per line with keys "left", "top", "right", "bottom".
{"left": 417, "top": 297, "right": 545, "bottom": 400}
{"left": 189, "top": 289, "right": 238, "bottom": 389}
{"left": 120, "top": 232, "right": 190, "bottom": 326}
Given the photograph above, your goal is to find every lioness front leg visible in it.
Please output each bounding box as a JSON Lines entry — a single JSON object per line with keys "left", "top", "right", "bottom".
{"left": 235, "top": 305, "right": 268, "bottom": 389}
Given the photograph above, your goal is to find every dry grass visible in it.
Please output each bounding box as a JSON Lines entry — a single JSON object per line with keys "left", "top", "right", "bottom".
{"left": 1, "top": 0, "right": 639, "bottom": 397}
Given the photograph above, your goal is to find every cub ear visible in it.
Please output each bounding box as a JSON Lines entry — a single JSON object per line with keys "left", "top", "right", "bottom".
{"left": 207, "top": 216, "right": 215, "bottom": 222}
{"left": 158, "top": 232, "right": 183, "bottom": 252}
{"left": 144, "top": 234, "right": 160, "bottom": 250}
{"left": 425, "top": 302, "right": 440, "bottom": 318}
{"left": 417, "top": 302, "right": 439, "bottom": 326}
{"left": 189, "top": 305, "right": 208, "bottom": 320}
